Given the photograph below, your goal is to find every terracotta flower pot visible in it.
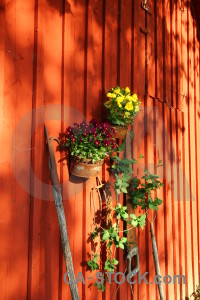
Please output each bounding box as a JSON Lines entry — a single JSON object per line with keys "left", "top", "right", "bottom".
{"left": 110, "top": 125, "right": 128, "bottom": 140}
{"left": 70, "top": 157, "right": 104, "bottom": 178}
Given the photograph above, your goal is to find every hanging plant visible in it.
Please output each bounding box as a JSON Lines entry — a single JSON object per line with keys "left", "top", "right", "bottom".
{"left": 87, "top": 155, "right": 164, "bottom": 292}
{"left": 62, "top": 119, "right": 117, "bottom": 178}
{"left": 104, "top": 86, "right": 141, "bottom": 139}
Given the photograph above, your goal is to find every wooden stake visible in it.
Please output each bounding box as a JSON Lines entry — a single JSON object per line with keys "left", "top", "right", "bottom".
{"left": 150, "top": 222, "right": 165, "bottom": 300}
{"left": 44, "top": 124, "right": 80, "bottom": 300}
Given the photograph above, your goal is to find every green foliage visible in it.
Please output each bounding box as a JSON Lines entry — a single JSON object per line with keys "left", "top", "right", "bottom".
{"left": 87, "top": 254, "right": 99, "bottom": 271}
{"left": 87, "top": 137, "right": 164, "bottom": 293}
{"left": 128, "top": 164, "right": 163, "bottom": 212}
{"left": 127, "top": 213, "right": 146, "bottom": 229}
{"left": 114, "top": 203, "right": 128, "bottom": 220}
{"left": 104, "top": 258, "right": 119, "bottom": 272}
{"left": 111, "top": 155, "right": 137, "bottom": 195}
{"left": 94, "top": 282, "right": 106, "bottom": 292}
{"left": 101, "top": 224, "right": 127, "bottom": 249}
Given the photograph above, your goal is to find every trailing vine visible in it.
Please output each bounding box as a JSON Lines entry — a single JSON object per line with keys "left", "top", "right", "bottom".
{"left": 87, "top": 155, "right": 164, "bottom": 292}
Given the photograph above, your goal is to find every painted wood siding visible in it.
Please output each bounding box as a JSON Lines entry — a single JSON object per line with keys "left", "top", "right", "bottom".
{"left": 0, "top": 0, "right": 200, "bottom": 299}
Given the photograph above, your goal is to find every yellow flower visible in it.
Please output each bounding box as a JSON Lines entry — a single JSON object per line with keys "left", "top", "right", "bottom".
{"left": 113, "top": 87, "right": 121, "bottom": 94}
{"left": 116, "top": 96, "right": 123, "bottom": 107}
{"left": 125, "top": 87, "right": 130, "bottom": 94}
{"left": 107, "top": 92, "right": 116, "bottom": 98}
{"left": 132, "top": 93, "right": 138, "bottom": 102}
{"left": 125, "top": 102, "right": 133, "bottom": 111}
{"left": 125, "top": 95, "right": 132, "bottom": 102}
{"left": 125, "top": 112, "right": 130, "bottom": 117}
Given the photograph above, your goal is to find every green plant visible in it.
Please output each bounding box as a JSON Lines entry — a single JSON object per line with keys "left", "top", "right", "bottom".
{"left": 87, "top": 254, "right": 100, "bottom": 271}
{"left": 128, "top": 160, "right": 164, "bottom": 212}
{"left": 111, "top": 155, "right": 136, "bottom": 195}
{"left": 62, "top": 119, "right": 117, "bottom": 162}
{"left": 104, "top": 86, "right": 141, "bottom": 126}
{"left": 94, "top": 281, "right": 106, "bottom": 292}
{"left": 87, "top": 156, "right": 164, "bottom": 292}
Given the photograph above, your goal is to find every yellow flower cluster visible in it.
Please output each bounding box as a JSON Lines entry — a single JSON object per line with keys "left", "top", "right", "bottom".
{"left": 106, "top": 86, "right": 140, "bottom": 113}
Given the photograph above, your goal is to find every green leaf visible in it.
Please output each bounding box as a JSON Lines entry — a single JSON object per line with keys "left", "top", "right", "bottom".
{"left": 112, "top": 258, "right": 119, "bottom": 266}
{"left": 121, "top": 186, "right": 128, "bottom": 193}
{"left": 87, "top": 258, "right": 99, "bottom": 271}
{"left": 137, "top": 214, "right": 146, "bottom": 229}
{"left": 118, "top": 243, "right": 125, "bottom": 249}
{"left": 101, "top": 230, "right": 110, "bottom": 241}
{"left": 130, "top": 213, "right": 138, "bottom": 227}
{"left": 120, "top": 237, "right": 127, "bottom": 243}
{"left": 94, "top": 282, "right": 106, "bottom": 292}
{"left": 149, "top": 203, "right": 158, "bottom": 211}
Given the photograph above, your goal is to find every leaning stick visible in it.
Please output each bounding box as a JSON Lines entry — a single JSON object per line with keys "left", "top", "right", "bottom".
{"left": 150, "top": 222, "right": 165, "bottom": 300}
{"left": 44, "top": 124, "right": 80, "bottom": 300}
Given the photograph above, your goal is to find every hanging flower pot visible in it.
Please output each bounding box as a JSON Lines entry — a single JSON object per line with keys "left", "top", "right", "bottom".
{"left": 110, "top": 125, "right": 128, "bottom": 140}
{"left": 70, "top": 157, "right": 104, "bottom": 178}
{"left": 61, "top": 119, "right": 117, "bottom": 179}
{"left": 104, "top": 86, "right": 141, "bottom": 140}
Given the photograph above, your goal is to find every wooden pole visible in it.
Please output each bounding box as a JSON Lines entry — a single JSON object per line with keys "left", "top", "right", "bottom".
{"left": 150, "top": 222, "right": 165, "bottom": 300}
{"left": 45, "top": 125, "right": 80, "bottom": 300}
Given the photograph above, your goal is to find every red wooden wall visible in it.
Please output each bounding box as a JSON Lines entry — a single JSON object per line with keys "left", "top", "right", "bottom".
{"left": 0, "top": 0, "right": 200, "bottom": 299}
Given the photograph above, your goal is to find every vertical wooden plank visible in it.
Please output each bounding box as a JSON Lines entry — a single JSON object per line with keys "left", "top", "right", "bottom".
{"left": 85, "top": 1, "right": 104, "bottom": 300}
{"left": 177, "top": 110, "right": 186, "bottom": 300}
{"left": 62, "top": 1, "right": 86, "bottom": 299}
{"left": 133, "top": 0, "right": 146, "bottom": 299}
{"left": 156, "top": 0, "right": 163, "bottom": 101}
{"left": 188, "top": 9, "right": 198, "bottom": 292}
{"left": 164, "top": 106, "right": 174, "bottom": 299}
{"left": 171, "top": 108, "right": 180, "bottom": 300}
{"left": 180, "top": 1, "right": 190, "bottom": 297}
{"left": 171, "top": 0, "right": 176, "bottom": 108}
{"left": 132, "top": 110, "right": 145, "bottom": 300}
{"left": 0, "top": 0, "right": 34, "bottom": 299}
{"left": 28, "top": 0, "right": 44, "bottom": 297}
{"left": 194, "top": 26, "right": 200, "bottom": 286}
{"left": 164, "top": 0, "right": 171, "bottom": 104}
{"left": 119, "top": 0, "right": 132, "bottom": 88}
{"left": 28, "top": 0, "right": 63, "bottom": 299}
{"left": 190, "top": 15, "right": 199, "bottom": 288}
{"left": 146, "top": 98, "right": 156, "bottom": 300}
{"left": 119, "top": 1, "right": 133, "bottom": 299}
{"left": 133, "top": 0, "right": 145, "bottom": 99}
{"left": 0, "top": 0, "right": 5, "bottom": 108}
{"left": 155, "top": 100, "right": 166, "bottom": 299}
{"left": 104, "top": 0, "right": 118, "bottom": 90}
{"left": 43, "top": 1, "right": 63, "bottom": 298}
{"left": 104, "top": 1, "right": 118, "bottom": 298}
{"left": 178, "top": 15, "right": 186, "bottom": 300}
{"left": 183, "top": 4, "right": 193, "bottom": 296}
{"left": 147, "top": 0, "right": 155, "bottom": 99}
{"left": 176, "top": 0, "right": 183, "bottom": 110}
{"left": 41, "top": 1, "right": 63, "bottom": 298}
